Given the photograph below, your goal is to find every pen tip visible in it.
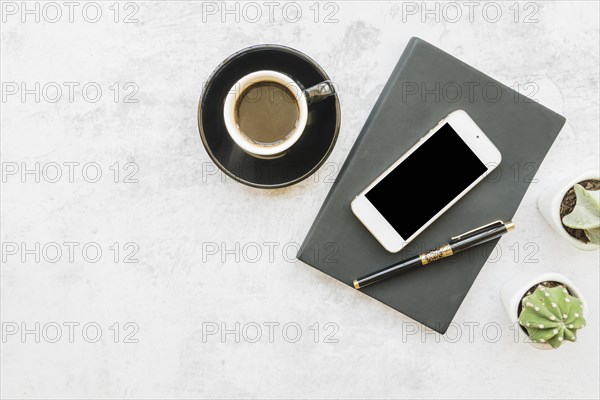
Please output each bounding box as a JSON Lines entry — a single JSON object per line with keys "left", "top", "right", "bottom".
{"left": 353, "top": 280, "right": 361, "bottom": 290}
{"left": 505, "top": 221, "right": 515, "bottom": 232}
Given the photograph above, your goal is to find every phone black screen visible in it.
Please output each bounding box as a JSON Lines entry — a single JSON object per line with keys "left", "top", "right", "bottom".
{"left": 365, "top": 123, "right": 487, "bottom": 239}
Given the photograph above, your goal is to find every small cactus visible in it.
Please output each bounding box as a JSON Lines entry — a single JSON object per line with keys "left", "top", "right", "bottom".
{"left": 562, "top": 184, "right": 600, "bottom": 245}
{"left": 519, "top": 285, "right": 586, "bottom": 348}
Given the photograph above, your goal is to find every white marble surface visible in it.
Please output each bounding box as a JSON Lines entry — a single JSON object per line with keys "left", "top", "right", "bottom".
{"left": 1, "top": 1, "right": 599, "bottom": 399}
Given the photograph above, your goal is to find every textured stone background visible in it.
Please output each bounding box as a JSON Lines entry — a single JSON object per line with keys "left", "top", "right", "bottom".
{"left": 1, "top": 1, "right": 599, "bottom": 398}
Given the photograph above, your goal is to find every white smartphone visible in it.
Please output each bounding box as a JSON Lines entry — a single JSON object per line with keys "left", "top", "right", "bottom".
{"left": 351, "top": 110, "right": 502, "bottom": 253}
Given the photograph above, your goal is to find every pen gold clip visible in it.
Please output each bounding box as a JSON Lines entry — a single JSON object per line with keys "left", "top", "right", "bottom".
{"left": 450, "top": 220, "right": 504, "bottom": 242}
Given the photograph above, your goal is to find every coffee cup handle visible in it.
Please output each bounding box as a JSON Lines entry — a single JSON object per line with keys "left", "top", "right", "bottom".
{"left": 304, "top": 81, "right": 336, "bottom": 105}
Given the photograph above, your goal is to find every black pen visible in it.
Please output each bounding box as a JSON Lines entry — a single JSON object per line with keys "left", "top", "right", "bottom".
{"left": 353, "top": 220, "right": 515, "bottom": 290}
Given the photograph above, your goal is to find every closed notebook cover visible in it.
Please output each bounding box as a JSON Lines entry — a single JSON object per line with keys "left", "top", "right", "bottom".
{"left": 298, "top": 37, "right": 566, "bottom": 334}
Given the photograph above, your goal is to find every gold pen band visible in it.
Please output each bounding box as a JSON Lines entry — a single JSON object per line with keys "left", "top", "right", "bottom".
{"left": 353, "top": 279, "right": 361, "bottom": 289}
{"left": 419, "top": 244, "right": 453, "bottom": 265}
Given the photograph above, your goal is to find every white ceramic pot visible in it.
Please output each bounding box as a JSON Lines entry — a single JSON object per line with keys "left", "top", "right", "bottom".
{"left": 501, "top": 271, "right": 586, "bottom": 350}
{"left": 537, "top": 170, "right": 600, "bottom": 251}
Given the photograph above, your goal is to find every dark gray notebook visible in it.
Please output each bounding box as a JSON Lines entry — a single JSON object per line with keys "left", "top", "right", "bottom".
{"left": 298, "top": 37, "right": 566, "bottom": 334}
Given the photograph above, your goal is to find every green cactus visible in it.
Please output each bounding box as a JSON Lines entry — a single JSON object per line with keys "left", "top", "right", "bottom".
{"left": 519, "top": 285, "right": 586, "bottom": 348}
{"left": 562, "top": 184, "right": 600, "bottom": 245}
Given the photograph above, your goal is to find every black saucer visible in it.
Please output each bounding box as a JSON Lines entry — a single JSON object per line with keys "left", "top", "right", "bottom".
{"left": 197, "top": 45, "right": 341, "bottom": 189}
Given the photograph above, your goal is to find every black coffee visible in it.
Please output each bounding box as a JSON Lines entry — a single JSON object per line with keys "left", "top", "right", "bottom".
{"left": 236, "top": 82, "right": 299, "bottom": 145}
